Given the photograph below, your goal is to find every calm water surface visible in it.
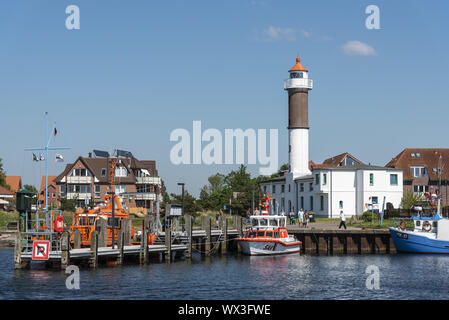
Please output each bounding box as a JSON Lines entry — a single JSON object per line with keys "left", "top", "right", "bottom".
{"left": 0, "top": 248, "right": 448, "bottom": 300}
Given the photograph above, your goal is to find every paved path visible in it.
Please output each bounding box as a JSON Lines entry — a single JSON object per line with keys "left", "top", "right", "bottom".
{"left": 287, "top": 221, "right": 361, "bottom": 231}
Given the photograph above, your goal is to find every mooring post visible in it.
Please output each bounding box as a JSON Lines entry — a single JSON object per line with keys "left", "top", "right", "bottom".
{"left": 97, "top": 218, "right": 107, "bottom": 248}
{"left": 201, "top": 215, "right": 207, "bottom": 232}
{"left": 205, "top": 216, "right": 212, "bottom": 256}
{"left": 61, "top": 231, "right": 70, "bottom": 270}
{"left": 165, "top": 225, "right": 172, "bottom": 262}
{"left": 123, "top": 218, "right": 131, "bottom": 246}
{"left": 140, "top": 216, "right": 150, "bottom": 265}
{"left": 74, "top": 229, "right": 81, "bottom": 249}
{"left": 221, "top": 216, "right": 228, "bottom": 254}
{"left": 117, "top": 230, "right": 124, "bottom": 265}
{"left": 185, "top": 215, "right": 193, "bottom": 258}
{"left": 89, "top": 230, "right": 98, "bottom": 268}
{"left": 14, "top": 232, "right": 28, "bottom": 269}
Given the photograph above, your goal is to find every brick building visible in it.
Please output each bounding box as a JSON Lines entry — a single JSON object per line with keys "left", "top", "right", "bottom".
{"left": 53, "top": 151, "right": 161, "bottom": 210}
{"left": 386, "top": 148, "right": 449, "bottom": 206}
{"left": 38, "top": 176, "right": 59, "bottom": 209}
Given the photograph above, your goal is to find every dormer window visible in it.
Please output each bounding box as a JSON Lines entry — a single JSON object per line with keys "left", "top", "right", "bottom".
{"left": 290, "top": 72, "right": 303, "bottom": 79}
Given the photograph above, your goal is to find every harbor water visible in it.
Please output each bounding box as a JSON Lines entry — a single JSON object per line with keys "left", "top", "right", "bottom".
{"left": 1, "top": 248, "right": 449, "bottom": 300}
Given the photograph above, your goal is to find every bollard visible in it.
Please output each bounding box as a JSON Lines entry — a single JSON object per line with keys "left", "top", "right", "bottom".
{"left": 221, "top": 216, "right": 228, "bottom": 254}
{"left": 74, "top": 229, "right": 81, "bottom": 249}
{"left": 14, "top": 232, "right": 29, "bottom": 269}
{"left": 205, "top": 216, "right": 212, "bottom": 256}
{"left": 117, "top": 230, "right": 124, "bottom": 265}
{"left": 97, "top": 218, "right": 107, "bottom": 248}
{"left": 185, "top": 215, "right": 193, "bottom": 258}
{"left": 140, "top": 217, "right": 150, "bottom": 265}
{"left": 61, "top": 231, "right": 70, "bottom": 270}
{"left": 165, "top": 226, "right": 172, "bottom": 262}
{"left": 89, "top": 230, "right": 98, "bottom": 268}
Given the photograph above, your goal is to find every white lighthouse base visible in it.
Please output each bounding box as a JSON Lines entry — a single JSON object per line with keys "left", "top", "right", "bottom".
{"left": 289, "top": 128, "right": 311, "bottom": 180}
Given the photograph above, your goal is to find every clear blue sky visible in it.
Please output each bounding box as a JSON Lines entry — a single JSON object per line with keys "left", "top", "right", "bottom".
{"left": 1, "top": 1, "right": 448, "bottom": 196}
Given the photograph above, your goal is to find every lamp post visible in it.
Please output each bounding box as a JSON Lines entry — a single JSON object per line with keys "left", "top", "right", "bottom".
{"left": 177, "top": 182, "right": 185, "bottom": 232}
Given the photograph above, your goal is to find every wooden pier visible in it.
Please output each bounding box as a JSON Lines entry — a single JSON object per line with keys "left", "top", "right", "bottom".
{"left": 13, "top": 215, "right": 243, "bottom": 270}
{"left": 13, "top": 215, "right": 398, "bottom": 270}
{"left": 288, "top": 228, "right": 396, "bottom": 255}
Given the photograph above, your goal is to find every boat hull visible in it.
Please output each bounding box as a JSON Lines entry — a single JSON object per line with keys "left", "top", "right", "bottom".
{"left": 389, "top": 227, "right": 449, "bottom": 254}
{"left": 236, "top": 239, "right": 301, "bottom": 256}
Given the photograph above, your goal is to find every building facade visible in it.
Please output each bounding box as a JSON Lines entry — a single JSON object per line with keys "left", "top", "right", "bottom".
{"left": 386, "top": 148, "right": 449, "bottom": 206}
{"left": 53, "top": 151, "right": 162, "bottom": 211}
{"left": 259, "top": 57, "right": 403, "bottom": 218}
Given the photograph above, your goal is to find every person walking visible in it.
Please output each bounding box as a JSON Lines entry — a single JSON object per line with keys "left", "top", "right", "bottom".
{"left": 304, "top": 210, "right": 309, "bottom": 228}
{"left": 289, "top": 209, "right": 296, "bottom": 224}
{"left": 298, "top": 208, "right": 304, "bottom": 228}
{"left": 339, "top": 210, "right": 347, "bottom": 230}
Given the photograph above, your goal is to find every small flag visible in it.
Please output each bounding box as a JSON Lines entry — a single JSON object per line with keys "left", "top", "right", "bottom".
{"left": 54, "top": 127, "right": 57, "bottom": 137}
{"left": 39, "top": 153, "right": 45, "bottom": 161}
{"left": 32, "top": 153, "right": 39, "bottom": 162}
{"left": 55, "top": 154, "right": 64, "bottom": 162}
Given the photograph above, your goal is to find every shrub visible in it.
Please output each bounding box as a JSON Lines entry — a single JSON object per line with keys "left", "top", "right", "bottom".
{"left": 361, "top": 211, "right": 379, "bottom": 222}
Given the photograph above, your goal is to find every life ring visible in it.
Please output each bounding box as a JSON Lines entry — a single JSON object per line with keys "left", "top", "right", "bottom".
{"left": 422, "top": 221, "right": 432, "bottom": 232}
{"left": 399, "top": 221, "right": 407, "bottom": 231}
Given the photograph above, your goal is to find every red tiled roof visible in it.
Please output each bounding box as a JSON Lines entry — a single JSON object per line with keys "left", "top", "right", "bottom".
{"left": 386, "top": 148, "right": 449, "bottom": 181}
{"left": 0, "top": 185, "right": 14, "bottom": 196}
{"left": 6, "top": 176, "right": 21, "bottom": 193}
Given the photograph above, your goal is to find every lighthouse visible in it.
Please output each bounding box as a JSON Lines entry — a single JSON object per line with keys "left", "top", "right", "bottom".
{"left": 284, "top": 56, "right": 313, "bottom": 180}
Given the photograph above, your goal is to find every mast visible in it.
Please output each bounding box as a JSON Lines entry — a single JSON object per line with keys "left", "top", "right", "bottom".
{"left": 24, "top": 112, "right": 70, "bottom": 212}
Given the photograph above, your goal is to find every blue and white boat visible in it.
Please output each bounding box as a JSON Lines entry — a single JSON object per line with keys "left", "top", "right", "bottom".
{"left": 389, "top": 214, "right": 449, "bottom": 254}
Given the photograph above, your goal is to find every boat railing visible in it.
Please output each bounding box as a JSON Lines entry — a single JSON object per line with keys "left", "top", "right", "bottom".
{"left": 392, "top": 217, "right": 415, "bottom": 230}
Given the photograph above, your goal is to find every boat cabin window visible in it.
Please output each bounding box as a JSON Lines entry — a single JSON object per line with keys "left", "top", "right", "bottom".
{"left": 259, "top": 219, "right": 268, "bottom": 226}
{"left": 274, "top": 232, "right": 280, "bottom": 238}
{"left": 252, "top": 219, "right": 258, "bottom": 227}
{"left": 415, "top": 221, "right": 421, "bottom": 227}
{"left": 269, "top": 219, "right": 278, "bottom": 227}
{"left": 257, "top": 231, "right": 265, "bottom": 237}
{"left": 266, "top": 231, "right": 273, "bottom": 238}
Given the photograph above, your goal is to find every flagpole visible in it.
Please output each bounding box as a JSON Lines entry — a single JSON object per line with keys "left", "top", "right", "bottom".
{"left": 45, "top": 112, "right": 48, "bottom": 212}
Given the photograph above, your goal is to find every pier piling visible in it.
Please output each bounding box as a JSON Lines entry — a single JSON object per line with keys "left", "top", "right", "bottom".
{"left": 14, "top": 232, "right": 28, "bottom": 269}
{"left": 74, "top": 229, "right": 81, "bottom": 249}
{"left": 61, "top": 231, "right": 70, "bottom": 270}
{"left": 185, "top": 215, "right": 192, "bottom": 258}
{"left": 97, "top": 218, "right": 107, "bottom": 248}
{"left": 221, "top": 216, "right": 228, "bottom": 254}
{"left": 165, "top": 226, "right": 172, "bottom": 262}
{"left": 89, "top": 230, "right": 98, "bottom": 268}
{"left": 205, "top": 216, "right": 211, "bottom": 256}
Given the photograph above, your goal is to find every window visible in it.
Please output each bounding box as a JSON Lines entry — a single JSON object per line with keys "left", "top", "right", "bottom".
{"left": 300, "top": 196, "right": 304, "bottom": 209}
{"left": 323, "top": 173, "right": 327, "bottom": 185}
{"left": 115, "top": 167, "right": 128, "bottom": 177}
{"left": 309, "top": 183, "right": 313, "bottom": 191}
{"left": 266, "top": 231, "right": 273, "bottom": 238}
{"left": 290, "top": 72, "right": 303, "bottom": 79}
{"left": 281, "top": 184, "right": 285, "bottom": 193}
{"left": 411, "top": 166, "right": 427, "bottom": 178}
{"left": 320, "top": 196, "right": 324, "bottom": 211}
{"left": 71, "top": 168, "right": 92, "bottom": 177}
{"left": 115, "top": 185, "right": 125, "bottom": 195}
{"left": 95, "top": 185, "right": 101, "bottom": 198}
{"left": 101, "top": 168, "right": 106, "bottom": 177}
{"left": 414, "top": 185, "right": 429, "bottom": 193}
{"left": 339, "top": 201, "right": 343, "bottom": 209}
{"left": 369, "top": 173, "right": 374, "bottom": 186}
{"left": 300, "top": 183, "right": 304, "bottom": 192}
{"left": 315, "top": 174, "right": 320, "bottom": 185}
{"left": 52, "top": 192, "right": 56, "bottom": 198}
{"left": 263, "top": 186, "right": 267, "bottom": 193}
{"left": 310, "top": 196, "right": 314, "bottom": 210}
{"left": 272, "top": 185, "right": 276, "bottom": 193}
{"left": 60, "top": 185, "right": 67, "bottom": 197}
{"left": 288, "top": 184, "right": 291, "bottom": 192}
{"left": 371, "top": 197, "right": 378, "bottom": 204}
{"left": 390, "top": 174, "right": 398, "bottom": 186}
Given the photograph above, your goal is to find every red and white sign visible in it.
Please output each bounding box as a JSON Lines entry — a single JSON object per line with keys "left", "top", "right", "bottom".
{"left": 32, "top": 241, "right": 50, "bottom": 260}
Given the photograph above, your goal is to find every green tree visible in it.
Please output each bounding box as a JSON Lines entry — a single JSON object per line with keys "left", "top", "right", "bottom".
{"left": 59, "top": 197, "right": 76, "bottom": 212}
{"left": 23, "top": 184, "right": 38, "bottom": 205}
{"left": 401, "top": 191, "right": 426, "bottom": 210}
{"left": 0, "top": 158, "right": 8, "bottom": 189}
{"left": 170, "top": 190, "right": 202, "bottom": 216}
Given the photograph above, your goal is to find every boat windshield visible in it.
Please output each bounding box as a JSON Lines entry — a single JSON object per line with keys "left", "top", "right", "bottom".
{"left": 269, "top": 219, "right": 278, "bottom": 227}
{"left": 259, "top": 219, "right": 268, "bottom": 226}
{"left": 252, "top": 219, "right": 258, "bottom": 227}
